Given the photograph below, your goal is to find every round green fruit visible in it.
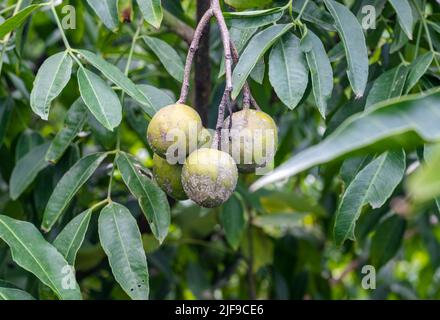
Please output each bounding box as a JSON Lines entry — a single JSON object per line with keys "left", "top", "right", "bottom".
{"left": 223, "top": 109, "right": 278, "bottom": 173}
{"left": 182, "top": 148, "right": 238, "bottom": 208}
{"left": 198, "top": 128, "right": 214, "bottom": 148}
{"left": 153, "top": 154, "right": 188, "bottom": 200}
{"left": 147, "top": 104, "right": 202, "bottom": 160}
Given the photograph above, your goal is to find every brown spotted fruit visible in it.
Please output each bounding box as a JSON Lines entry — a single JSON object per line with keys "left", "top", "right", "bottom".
{"left": 182, "top": 148, "right": 238, "bottom": 208}
{"left": 223, "top": 109, "right": 278, "bottom": 173}
{"left": 147, "top": 104, "right": 202, "bottom": 161}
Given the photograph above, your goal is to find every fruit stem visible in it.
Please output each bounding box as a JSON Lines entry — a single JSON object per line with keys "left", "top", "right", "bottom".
{"left": 212, "top": 87, "right": 231, "bottom": 149}
{"left": 212, "top": 0, "right": 233, "bottom": 94}
{"left": 177, "top": 9, "right": 214, "bottom": 104}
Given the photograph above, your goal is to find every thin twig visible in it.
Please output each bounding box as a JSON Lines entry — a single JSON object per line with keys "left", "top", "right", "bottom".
{"left": 212, "top": 0, "right": 233, "bottom": 92}
{"left": 177, "top": 9, "right": 214, "bottom": 104}
{"left": 212, "top": 89, "right": 230, "bottom": 149}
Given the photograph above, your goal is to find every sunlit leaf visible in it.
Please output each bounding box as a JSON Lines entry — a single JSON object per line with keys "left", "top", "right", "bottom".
{"left": 0, "top": 4, "right": 46, "bottom": 38}
{"left": 389, "top": 0, "right": 414, "bottom": 40}
{"left": 86, "top": 0, "right": 119, "bottom": 30}
{"left": 136, "top": 0, "right": 163, "bottom": 29}
{"left": 77, "top": 67, "right": 122, "bottom": 131}
{"left": 77, "top": 50, "right": 154, "bottom": 113}
{"left": 30, "top": 51, "right": 73, "bottom": 120}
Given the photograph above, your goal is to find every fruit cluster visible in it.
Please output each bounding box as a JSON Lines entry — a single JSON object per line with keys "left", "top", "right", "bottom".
{"left": 147, "top": 103, "right": 278, "bottom": 208}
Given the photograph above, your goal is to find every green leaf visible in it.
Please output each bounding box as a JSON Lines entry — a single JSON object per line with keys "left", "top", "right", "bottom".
{"left": 333, "top": 150, "right": 406, "bottom": 245}
{"left": 53, "top": 209, "right": 92, "bottom": 265}
{"left": 225, "top": 8, "right": 284, "bottom": 29}
{"left": 340, "top": 155, "right": 372, "bottom": 186}
{"left": 0, "top": 215, "right": 82, "bottom": 300}
{"left": 389, "top": 0, "right": 414, "bottom": 40}
{"left": 219, "top": 27, "right": 258, "bottom": 78}
{"left": 142, "top": 36, "right": 184, "bottom": 82}
{"left": 30, "top": 51, "right": 73, "bottom": 120}
{"left": 0, "top": 287, "right": 35, "bottom": 300}
{"left": 269, "top": 33, "right": 308, "bottom": 110}
{"left": 14, "top": 131, "right": 45, "bottom": 161}
{"left": 98, "top": 202, "right": 149, "bottom": 300}
{"left": 405, "top": 52, "right": 434, "bottom": 93}
{"left": 232, "top": 23, "right": 293, "bottom": 99}
{"left": 390, "top": 23, "right": 409, "bottom": 54}
{"left": 137, "top": 84, "right": 174, "bottom": 111}
{"left": 219, "top": 194, "right": 246, "bottom": 250}
{"left": 76, "top": 50, "right": 154, "bottom": 113}
{"left": 86, "top": 0, "right": 119, "bottom": 30}
{"left": 0, "top": 4, "right": 46, "bottom": 39}
{"left": 365, "top": 65, "right": 409, "bottom": 108}
{"left": 136, "top": 0, "right": 163, "bottom": 29}
{"left": 251, "top": 88, "right": 440, "bottom": 191}
{"left": 323, "top": 0, "right": 368, "bottom": 97}
{"left": 250, "top": 58, "right": 265, "bottom": 84}
{"left": 225, "top": 0, "right": 273, "bottom": 9}
{"left": 115, "top": 152, "right": 170, "bottom": 243}
{"left": 0, "top": 98, "right": 12, "bottom": 148}
{"left": 370, "top": 214, "right": 406, "bottom": 268}
{"left": 77, "top": 67, "right": 122, "bottom": 131}
{"left": 301, "top": 30, "right": 333, "bottom": 118}
{"left": 292, "top": 0, "right": 335, "bottom": 31}
{"left": 45, "top": 98, "right": 88, "bottom": 163}
{"left": 9, "top": 142, "right": 50, "bottom": 200}
{"left": 42, "top": 153, "right": 107, "bottom": 232}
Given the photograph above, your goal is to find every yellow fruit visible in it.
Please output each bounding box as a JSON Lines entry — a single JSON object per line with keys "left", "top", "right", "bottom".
{"left": 223, "top": 109, "right": 278, "bottom": 173}
{"left": 182, "top": 148, "right": 238, "bottom": 208}
{"left": 153, "top": 154, "right": 188, "bottom": 200}
{"left": 147, "top": 104, "right": 202, "bottom": 161}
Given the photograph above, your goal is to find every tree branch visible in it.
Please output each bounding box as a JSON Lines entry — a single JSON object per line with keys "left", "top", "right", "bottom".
{"left": 163, "top": 10, "right": 194, "bottom": 45}
{"left": 177, "top": 9, "right": 214, "bottom": 104}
